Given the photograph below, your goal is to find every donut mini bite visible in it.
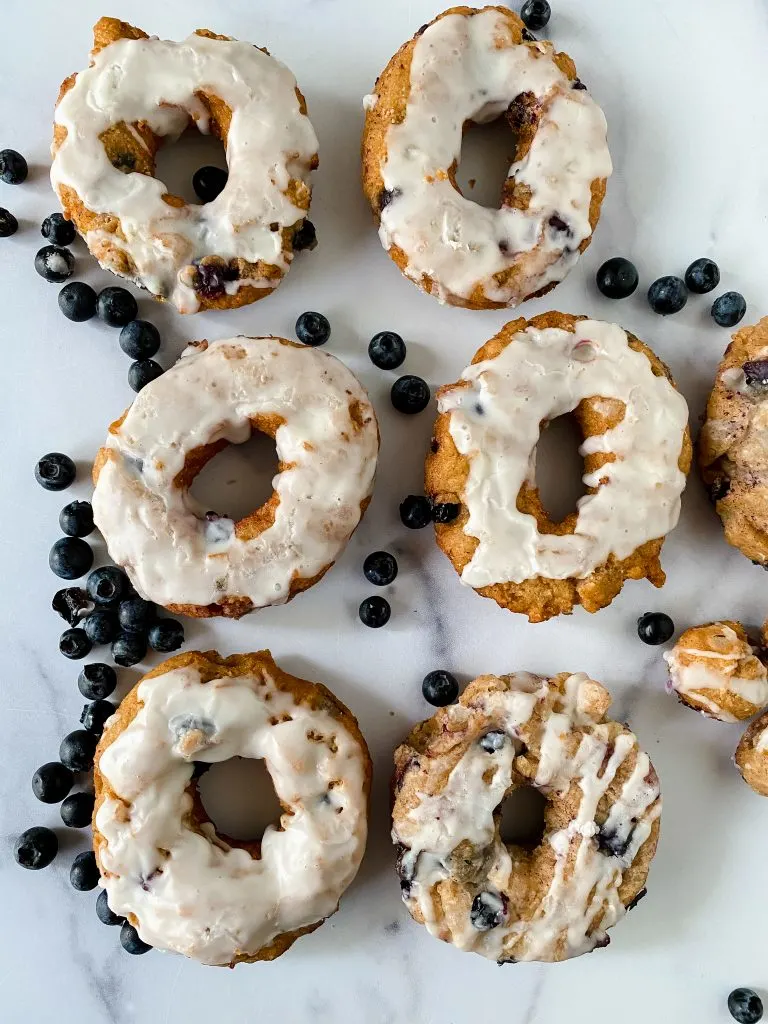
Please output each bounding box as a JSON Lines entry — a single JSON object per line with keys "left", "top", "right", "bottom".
{"left": 51, "top": 18, "right": 318, "bottom": 313}
{"left": 426, "top": 313, "right": 691, "bottom": 622}
{"left": 736, "top": 711, "right": 768, "bottom": 797}
{"left": 361, "top": 6, "right": 611, "bottom": 309}
{"left": 93, "top": 651, "right": 371, "bottom": 965}
{"left": 393, "top": 671, "right": 660, "bottom": 962}
{"left": 92, "top": 336, "right": 378, "bottom": 617}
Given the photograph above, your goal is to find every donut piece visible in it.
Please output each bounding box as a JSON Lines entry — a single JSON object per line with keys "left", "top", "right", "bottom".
{"left": 392, "top": 671, "right": 660, "bottom": 962}
{"left": 93, "top": 650, "right": 371, "bottom": 965}
{"left": 699, "top": 317, "right": 768, "bottom": 565}
{"left": 92, "top": 336, "right": 379, "bottom": 617}
{"left": 51, "top": 18, "right": 318, "bottom": 313}
{"left": 736, "top": 710, "right": 768, "bottom": 797}
{"left": 426, "top": 312, "right": 692, "bottom": 622}
{"left": 663, "top": 621, "right": 768, "bottom": 723}
{"left": 361, "top": 6, "right": 611, "bottom": 309}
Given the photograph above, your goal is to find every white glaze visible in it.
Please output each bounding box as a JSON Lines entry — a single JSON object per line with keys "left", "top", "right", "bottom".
{"left": 371, "top": 8, "right": 611, "bottom": 305}
{"left": 95, "top": 659, "right": 368, "bottom": 965}
{"left": 51, "top": 29, "right": 318, "bottom": 313}
{"left": 437, "top": 319, "right": 689, "bottom": 586}
{"left": 756, "top": 725, "right": 768, "bottom": 753}
{"left": 92, "top": 337, "right": 378, "bottom": 612}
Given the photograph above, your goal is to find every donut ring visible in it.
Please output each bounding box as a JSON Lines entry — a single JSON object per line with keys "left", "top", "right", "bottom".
{"left": 93, "top": 651, "right": 371, "bottom": 965}
{"left": 361, "top": 6, "right": 611, "bottom": 309}
{"left": 92, "top": 336, "right": 379, "bottom": 618}
{"left": 699, "top": 317, "right": 768, "bottom": 565}
{"left": 51, "top": 18, "right": 318, "bottom": 314}
{"left": 392, "top": 671, "right": 660, "bottom": 963}
{"left": 426, "top": 312, "right": 692, "bottom": 622}
{"left": 736, "top": 710, "right": 768, "bottom": 797}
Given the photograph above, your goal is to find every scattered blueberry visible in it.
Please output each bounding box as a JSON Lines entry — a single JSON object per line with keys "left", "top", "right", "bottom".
{"left": 120, "top": 921, "right": 152, "bottom": 955}
{"left": 391, "top": 375, "right": 430, "bottom": 414}
{"left": 96, "top": 888, "right": 124, "bottom": 926}
{"left": 479, "top": 731, "right": 507, "bottom": 753}
{"left": 147, "top": 618, "right": 185, "bottom": 653}
{"left": 32, "top": 762, "right": 74, "bottom": 804}
{"left": 400, "top": 495, "right": 432, "bottom": 529}
{"left": 470, "top": 891, "right": 507, "bottom": 930}
{"left": 58, "top": 281, "right": 97, "bottom": 322}
{"left": 0, "top": 208, "right": 18, "bottom": 236}
{"left": 728, "top": 989, "right": 763, "bottom": 1023}
{"left": 432, "top": 502, "right": 460, "bottom": 524}
{"left": 520, "top": 0, "right": 551, "bottom": 31}
{"left": 684, "top": 257, "right": 720, "bottom": 294}
{"left": 0, "top": 149, "right": 28, "bottom": 184}
{"left": 647, "top": 276, "right": 687, "bottom": 315}
{"left": 192, "top": 165, "right": 228, "bottom": 203}
{"left": 292, "top": 219, "right": 317, "bottom": 251}
{"left": 596, "top": 257, "right": 638, "bottom": 299}
{"left": 422, "top": 670, "right": 459, "bottom": 706}
{"left": 82, "top": 610, "right": 120, "bottom": 646}
{"left": 49, "top": 537, "right": 93, "bottom": 580}
{"left": 41, "top": 212, "right": 76, "bottom": 247}
{"left": 363, "top": 551, "right": 398, "bottom": 586}
{"left": 14, "top": 827, "right": 58, "bottom": 870}
{"left": 637, "top": 611, "right": 675, "bottom": 646}
{"left": 128, "top": 358, "right": 163, "bottom": 392}
{"left": 80, "top": 700, "right": 115, "bottom": 736}
{"left": 59, "top": 627, "right": 92, "bottom": 660}
{"left": 743, "top": 360, "right": 768, "bottom": 392}
{"left": 712, "top": 291, "right": 747, "bottom": 328}
{"left": 35, "top": 452, "right": 76, "bottom": 491}
{"left": 60, "top": 791, "right": 95, "bottom": 828}
{"left": 59, "top": 500, "right": 94, "bottom": 538}
{"left": 52, "top": 587, "right": 92, "bottom": 626}
{"left": 119, "top": 320, "right": 161, "bottom": 360}
{"left": 295, "top": 311, "right": 331, "bottom": 347}
{"left": 59, "top": 729, "right": 98, "bottom": 772}
{"left": 359, "top": 596, "right": 391, "bottom": 628}
{"left": 34, "top": 244, "right": 74, "bottom": 283}
{"left": 97, "top": 286, "right": 138, "bottom": 328}
{"left": 78, "top": 663, "right": 117, "bottom": 701}
{"left": 369, "top": 331, "right": 406, "bottom": 370}
{"left": 118, "top": 597, "right": 155, "bottom": 634}
{"left": 70, "top": 850, "right": 100, "bottom": 891}
{"left": 86, "top": 566, "right": 128, "bottom": 606}
{"left": 112, "top": 633, "right": 147, "bottom": 667}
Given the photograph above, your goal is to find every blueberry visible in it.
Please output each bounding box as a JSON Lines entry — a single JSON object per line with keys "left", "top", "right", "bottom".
{"left": 194, "top": 259, "right": 237, "bottom": 299}
{"left": 32, "top": 761, "right": 74, "bottom": 803}
{"left": 684, "top": 257, "right": 720, "bottom": 294}
{"left": 147, "top": 618, "right": 185, "bottom": 653}
{"left": 0, "top": 208, "right": 18, "bottom": 236}
{"left": 78, "top": 663, "right": 117, "bottom": 701}
{"left": 120, "top": 920, "right": 152, "bottom": 955}
{"left": 14, "top": 826, "right": 58, "bottom": 870}
{"left": 378, "top": 187, "right": 402, "bottom": 211}
{"left": 596, "top": 825, "right": 632, "bottom": 859}
{"left": 743, "top": 360, "right": 768, "bottom": 392}
{"left": 70, "top": 850, "right": 100, "bottom": 891}
{"left": 112, "top": 633, "right": 147, "bottom": 668}
{"left": 369, "top": 331, "right": 406, "bottom": 370}
{"left": 35, "top": 244, "right": 74, "bottom": 283}
{"left": 391, "top": 375, "right": 430, "bottom": 414}
{"left": 363, "top": 551, "right": 398, "bottom": 586}
{"left": 118, "top": 596, "right": 155, "bottom": 634}
{"left": 119, "top": 320, "right": 160, "bottom": 360}
{"left": 712, "top": 291, "right": 747, "bottom": 328}
{"left": 80, "top": 699, "right": 115, "bottom": 735}
{"left": 192, "top": 165, "right": 228, "bottom": 203}
{"left": 359, "top": 596, "right": 391, "bottom": 628}
{"left": 60, "top": 791, "right": 95, "bottom": 828}
{"left": 59, "top": 729, "right": 98, "bottom": 772}
{"left": 86, "top": 566, "right": 128, "bottom": 606}
{"left": 60, "top": 628, "right": 92, "bottom": 661}
{"left": 128, "top": 358, "right": 163, "bottom": 392}
{"left": 82, "top": 610, "right": 119, "bottom": 646}
{"left": 470, "top": 891, "right": 507, "bottom": 930}
{"left": 59, "top": 500, "right": 94, "bottom": 538}
{"left": 520, "top": 0, "right": 551, "bottom": 31}
{"left": 296, "top": 311, "right": 331, "bottom": 347}
{"left": 596, "top": 257, "right": 639, "bottom": 299}
{"left": 58, "top": 281, "right": 97, "bottom": 322}
{"left": 637, "top": 611, "right": 674, "bottom": 645}
{"left": 96, "top": 888, "right": 124, "bottom": 926}
{"left": 400, "top": 495, "right": 432, "bottom": 529}
{"left": 647, "top": 276, "right": 687, "bottom": 315}
{"left": 41, "top": 212, "right": 76, "bottom": 246}
{"left": 97, "top": 286, "right": 138, "bottom": 327}
{"left": 422, "top": 670, "right": 459, "bottom": 706}
{"left": 432, "top": 502, "right": 460, "bottom": 524}
{"left": 50, "top": 537, "right": 93, "bottom": 580}
{"left": 479, "top": 731, "right": 507, "bottom": 753}
{"left": 52, "top": 587, "right": 92, "bottom": 626}
{"left": 548, "top": 214, "right": 572, "bottom": 237}
{"left": 292, "top": 219, "right": 317, "bottom": 251}
{"left": 0, "top": 149, "right": 28, "bottom": 184}
{"left": 35, "top": 452, "right": 76, "bottom": 491}
{"left": 728, "top": 988, "right": 763, "bottom": 1023}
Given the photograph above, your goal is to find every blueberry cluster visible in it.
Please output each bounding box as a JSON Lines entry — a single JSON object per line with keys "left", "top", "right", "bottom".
{"left": 0, "top": 148, "right": 28, "bottom": 238}
{"left": 359, "top": 550, "right": 398, "bottom": 628}
{"left": 399, "top": 494, "right": 461, "bottom": 530}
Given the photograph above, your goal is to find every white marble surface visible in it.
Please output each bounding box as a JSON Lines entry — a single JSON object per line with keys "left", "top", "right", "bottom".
{"left": 1, "top": 0, "right": 767, "bottom": 1020}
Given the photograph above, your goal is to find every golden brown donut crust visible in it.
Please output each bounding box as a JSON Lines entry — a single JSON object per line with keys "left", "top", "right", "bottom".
{"left": 736, "top": 709, "right": 768, "bottom": 797}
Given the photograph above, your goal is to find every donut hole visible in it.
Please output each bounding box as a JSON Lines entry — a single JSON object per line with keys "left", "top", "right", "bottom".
{"left": 533, "top": 414, "right": 589, "bottom": 523}
{"left": 497, "top": 785, "right": 547, "bottom": 850}
{"left": 196, "top": 756, "right": 283, "bottom": 843}
{"left": 153, "top": 129, "right": 227, "bottom": 205}
{"left": 454, "top": 116, "right": 518, "bottom": 210}
{"left": 188, "top": 429, "right": 281, "bottom": 525}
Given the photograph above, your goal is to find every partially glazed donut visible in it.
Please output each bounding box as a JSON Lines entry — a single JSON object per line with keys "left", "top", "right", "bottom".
{"left": 736, "top": 711, "right": 768, "bottom": 797}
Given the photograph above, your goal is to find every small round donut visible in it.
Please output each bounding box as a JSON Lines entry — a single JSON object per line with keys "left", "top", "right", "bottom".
{"left": 663, "top": 621, "right": 768, "bottom": 723}
{"left": 736, "top": 710, "right": 768, "bottom": 797}
{"left": 699, "top": 317, "right": 768, "bottom": 565}
{"left": 51, "top": 17, "right": 318, "bottom": 314}
{"left": 92, "top": 336, "right": 379, "bottom": 618}
{"left": 361, "top": 5, "right": 611, "bottom": 309}
{"left": 93, "top": 650, "right": 371, "bottom": 965}
{"left": 392, "top": 671, "right": 660, "bottom": 963}
{"left": 426, "top": 312, "right": 691, "bottom": 622}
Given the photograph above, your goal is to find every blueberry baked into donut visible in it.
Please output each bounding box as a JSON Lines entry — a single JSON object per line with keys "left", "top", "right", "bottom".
{"left": 51, "top": 18, "right": 319, "bottom": 313}
{"left": 361, "top": 5, "right": 611, "bottom": 308}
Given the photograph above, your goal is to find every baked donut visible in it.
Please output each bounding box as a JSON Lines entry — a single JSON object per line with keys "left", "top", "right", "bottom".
{"left": 736, "top": 711, "right": 768, "bottom": 797}
{"left": 51, "top": 17, "right": 318, "bottom": 313}
{"left": 699, "top": 317, "right": 768, "bottom": 565}
{"left": 361, "top": 6, "right": 611, "bottom": 309}
{"left": 663, "top": 621, "right": 768, "bottom": 723}
{"left": 426, "top": 312, "right": 692, "bottom": 622}
{"left": 92, "top": 336, "right": 378, "bottom": 618}
{"left": 93, "top": 650, "right": 371, "bottom": 965}
{"left": 392, "top": 671, "right": 660, "bottom": 963}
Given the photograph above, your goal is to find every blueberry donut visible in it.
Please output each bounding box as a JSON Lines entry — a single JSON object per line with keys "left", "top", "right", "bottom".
{"left": 425, "top": 312, "right": 692, "bottom": 622}
{"left": 361, "top": 6, "right": 611, "bottom": 309}
{"left": 51, "top": 18, "right": 318, "bottom": 313}
{"left": 93, "top": 650, "right": 370, "bottom": 964}
{"left": 664, "top": 621, "right": 768, "bottom": 723}
{"left": 92, "top": 336, "right": 378, "bottom": 617}
{"left": 699, "top": 317, "right": 768, "bottom": 565}
{"left": 393, "top": 671, "right": 660, "bottom": 962}
{"left": 736, "top": 710, "right": 768, "bottom": 797}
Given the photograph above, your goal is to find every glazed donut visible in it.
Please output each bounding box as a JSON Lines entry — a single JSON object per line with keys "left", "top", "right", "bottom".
{"left": 699, "top": 317, "right": 768, "bottom": 565}
{"left": 392, "top": 671, "right": 660, "bottom": 963}
{"left": 93, "top": 651, "right": 371, "bottom": 965}
{"left": 426, "top": 312, "right": 691, "bottom": 622}
{"left": 736, "top": 711, "right": 768, "bottom": 797}
{"left": 51, "top": 17, "right": 318, "bottom": 313}
{"left": 92, "top": 336, "right": 378, "bottom": 618}
{"left": 361, "top": 6, "right": 611, "bottom": 309}
{"left": 664, "top": 621, "right": 768, "bottom": 723}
